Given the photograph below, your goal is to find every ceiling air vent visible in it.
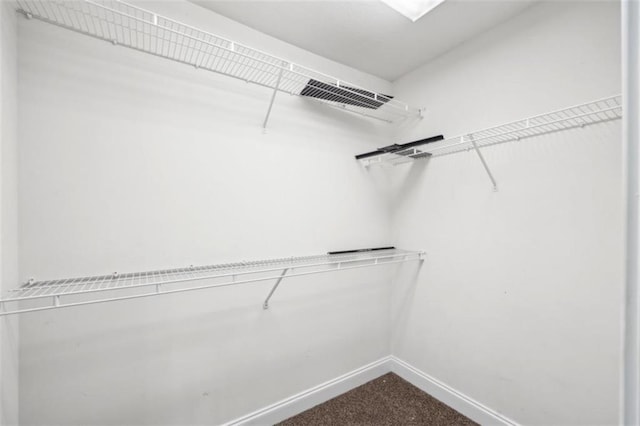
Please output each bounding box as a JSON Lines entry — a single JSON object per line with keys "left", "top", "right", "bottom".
{"left": 300, "top": 79, "right": 393, "bottom": 109}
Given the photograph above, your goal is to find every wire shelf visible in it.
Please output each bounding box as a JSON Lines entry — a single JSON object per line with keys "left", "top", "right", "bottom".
{"left": 16, "top": 0, "right": 420, "bottom": 124}
{"left": 0, "top": 249, "right": 424, "bottom": 316}
{"left": 359, "top": 95, "right": 623, "bottom": 167}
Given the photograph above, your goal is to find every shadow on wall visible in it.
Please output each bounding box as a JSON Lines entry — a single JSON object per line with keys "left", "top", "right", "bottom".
{"left": 390, "top": 261, "right": 424, "bottom": 353}
{"left": 389, "top": 159, "right": 431, "bottom": 210}
{"left": 288, "top": 97, "right": 390, "bottom": 136}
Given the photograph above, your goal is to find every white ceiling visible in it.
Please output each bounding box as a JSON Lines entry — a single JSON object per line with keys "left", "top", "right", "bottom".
{"left": 192, "top": 0, "right": 537, "bottom": 81}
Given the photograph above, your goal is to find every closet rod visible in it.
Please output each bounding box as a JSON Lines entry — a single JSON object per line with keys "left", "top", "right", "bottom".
{"left": 0, "top": 249, "right": 424, "bottom": 316}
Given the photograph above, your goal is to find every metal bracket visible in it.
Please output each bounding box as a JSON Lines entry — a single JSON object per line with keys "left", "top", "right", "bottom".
{"left": 262, "top": 63, "right": 285, "bottom": 130}
{"left": 262, "top": 268, "right": 289, "bottom": 309}
{"left": 469, "top": 134, "right": 498, "bottom": 192}
{"left": 17, "top": 9, "right": 33, "bottom": 19}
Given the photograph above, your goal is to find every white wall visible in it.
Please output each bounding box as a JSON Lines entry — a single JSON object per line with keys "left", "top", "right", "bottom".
{"left": 0, "top": 0, "right": 20, "bottom": 424}
{"left": 17, "top": 1, "right": 396, "bottom": 424}
{"left": 389, "top": 2, "right": 622, "bottom": 425}
{"left": 14, "top": 1, "right": 626, "bottom": 425}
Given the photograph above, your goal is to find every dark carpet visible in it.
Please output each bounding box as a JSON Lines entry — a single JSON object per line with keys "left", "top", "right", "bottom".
{"left": 277, "top": 373, "right": 478, "bottom": 426}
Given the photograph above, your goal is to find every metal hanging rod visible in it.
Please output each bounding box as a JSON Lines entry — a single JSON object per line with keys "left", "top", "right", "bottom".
{"left": 359, "top": 95, "right": 623, "bottom": 174}
{"left": 0, "top": 249, "right": 424, "bottom": 316}
{"left": 15, "top": 0, "right": 421, "bottom": 126}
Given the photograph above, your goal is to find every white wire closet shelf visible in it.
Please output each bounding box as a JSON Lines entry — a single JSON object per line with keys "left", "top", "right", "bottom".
{"left": 0, "top": 249, "right": 424, "bottom": 316}
{"left": 359, "top": 95, "right": 623, "bottom": 167}
{"left": 15, "top": 0, "right": 420, "bottom": 125}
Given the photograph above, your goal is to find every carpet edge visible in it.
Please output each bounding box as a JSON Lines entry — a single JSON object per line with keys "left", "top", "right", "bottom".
{"left": 223, "top": 356, "right": 393, "bottom": 426}
{"left": 389, "top": 356, "right": 520, "bottom": 426}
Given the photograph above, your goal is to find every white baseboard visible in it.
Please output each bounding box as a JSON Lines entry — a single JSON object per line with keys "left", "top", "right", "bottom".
{"left": 224, "top": 356, "right": 393, "bottom": 426}
{"left": 389, "top": 356, "right": 519, "bottom": 426}
{"left": 224, "top": 355, "right": 518, "bottom": 426}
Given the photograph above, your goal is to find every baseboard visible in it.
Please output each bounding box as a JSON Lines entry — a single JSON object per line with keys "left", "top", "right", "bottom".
{"left": 389, "top": 356, "right": 519, "bottom": 426}
{"left": 224, "top": 356, "right": 393, "bottom": 426}
{"left": 224, "top": 355, "right": 518, "bottom": 426}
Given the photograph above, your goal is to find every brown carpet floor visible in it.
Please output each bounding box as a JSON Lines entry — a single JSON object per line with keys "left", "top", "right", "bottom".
{"left": 277, "top": 373, "right": 478, "bottom": 426}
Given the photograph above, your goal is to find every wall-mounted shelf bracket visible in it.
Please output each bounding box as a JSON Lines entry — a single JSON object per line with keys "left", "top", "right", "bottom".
{"left": 262, "top": 63, "right": 286, "bottom": 131}
{"left": 262, "top": 268, "right": 289, "bottom": 309}
{"left": 469, "top": 134, "right": 498, "bottom": 191}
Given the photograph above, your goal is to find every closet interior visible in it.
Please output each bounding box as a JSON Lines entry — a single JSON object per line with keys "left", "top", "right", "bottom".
{"left": 0, "top": 0, "right": 636, "bottom": 425}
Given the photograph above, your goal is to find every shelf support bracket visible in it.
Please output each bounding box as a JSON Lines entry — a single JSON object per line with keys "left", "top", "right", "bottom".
{"left": 263, "top": 268, "right": 289, "bottom": 309}
{"left": 469, "top": 134, "right": 498, "bottom": 192}
{"left": 262, "top": 64, "right": 285, "bottom": 130}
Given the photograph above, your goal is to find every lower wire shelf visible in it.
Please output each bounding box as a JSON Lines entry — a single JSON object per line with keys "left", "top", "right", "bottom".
{"left": 0, "top": 249, "right": 424, "bottom": 316}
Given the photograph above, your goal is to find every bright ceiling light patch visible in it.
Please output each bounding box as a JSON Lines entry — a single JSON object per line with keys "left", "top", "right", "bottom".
{"left": 380, "top": 0, "right": 446, "bottom": 22}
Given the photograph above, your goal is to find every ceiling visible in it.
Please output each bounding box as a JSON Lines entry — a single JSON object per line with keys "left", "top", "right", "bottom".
{"left": 192, "top": 0, "right": 537, "bottom": 81}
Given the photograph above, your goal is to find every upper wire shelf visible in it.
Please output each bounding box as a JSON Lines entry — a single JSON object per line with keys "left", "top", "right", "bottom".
{"left": 0, "top": 249, "right": 424, "bottom": 316}
{"left": 15, "top": 0, "right": 421, "bottom": 124}
{"left": 359, "top": 95, "right": 622, "bottom": 167}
